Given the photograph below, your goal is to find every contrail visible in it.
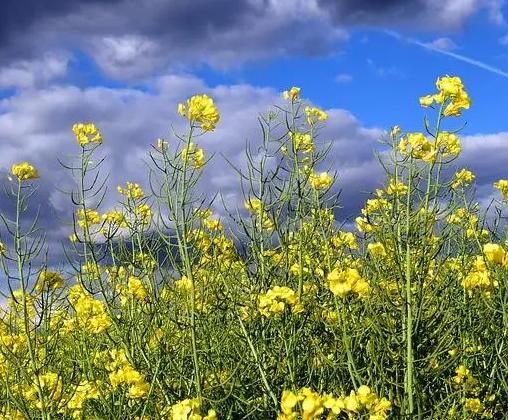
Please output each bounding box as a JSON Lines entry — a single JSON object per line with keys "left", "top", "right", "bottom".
{"left": 385, "top": 29, "right": 508, "bottom": 79}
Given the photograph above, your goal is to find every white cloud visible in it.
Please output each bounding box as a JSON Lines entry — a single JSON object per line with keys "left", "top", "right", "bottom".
{"left": 425, "top": 37, "right": 457, "bottom": 51}
{"left": 0, "top": 75, "right": 386, "bottom": 246}
{"left": 335, "top": 73, "right": 353, "bottom": 83}
{"left": 0, "top": 53, "right": 69, "bottom": 89}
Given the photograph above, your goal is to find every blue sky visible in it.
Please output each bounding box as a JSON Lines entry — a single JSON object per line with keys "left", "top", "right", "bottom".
{"left": 1, "top": 0, "right": 508, "bottom": 255}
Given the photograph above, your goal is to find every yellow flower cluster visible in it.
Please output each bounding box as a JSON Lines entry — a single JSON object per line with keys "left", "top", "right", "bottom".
{"left": 258, "top": 286, "right": 303, "bottom": 317}
{"left": 327, "top": 267, "right": 369, "bottom": 298}
{"left": 117, "top": 182, "right": 144, "bottom": 200}
{"left": 419, "top": 75, "right": 471, "bottom": 117}
{"left": 398, "top": 131, "right": 461, "bottom": 163}
{"left": 304, "top": 106, "right": 328, "bottom": 125}
{"left": 182, "top": 142, "right": 206, "bottom": 169}
{"left": 203, "top": 217, "right": 224, "bottom": 231}
{"left": 22, "top": 371, "right": 63, "bottom": 410}
{"left": 127, "top": 276, "right": 147, "bottom": 301}
{"left": 494, "top": 179, "right": 508, "bottom": 200}
{"left": 102, "top": 210, "right": 127, "bottom": 228}
{"left": 11, "top": 161, "right": 39, "bottom": 181}
{"left": 290, "top": 131, "right": 314, "bottom": 153}
{"left": 0, "top": 242, "right": 4, "bottom": 255}
{"left": 244, "top": 198, "right": 274, "bottom": 231}
{"left": 461, "top": 256, "right": 498, "bottom": 296}
{"left": 134, "top": 203, "right": 153, "bottom": 225}
{"left": 356, "top": 216, "right": 374, "bottom": 233}
{"left": 436, "top": 131, "right": 461, "bottom": 158}
{"left": 66, "top": 380, "right": 100, "bottom": 417}
{"left": 367, "top": 242, "right": 387, "bottom": 257}
{"left": 134, "top": 251, "right": 157, "bottom": 272}
{"left": 178, "top": 94, "right": 220, "bottom": 132}
{"left": 72, "top": 122, "right": 102, "bottom": 146}
{"left": 278, "top": 385, "right": 391, "bottom": 420}
{"left": 386, "top": 179, "right": 408, "bottom": 195}
{"left": 283, "top": 86, "right": 301, "bottom": 101}
{"left": 446, "top": 207, "right": 488, "bottom": 239}
{"left": 65, "top": 284, "right": 111, "bottom": 334}
{"left": 464, "top": 398, "right": 483, "bottom": 414}
{"left": 398, "top": 132, "right": 435, "bottom": 162}
{"left": 35, "top": 270, "right": 64, "bottom": 292}
{"left": 81, "top": 261, "right": 102, "bottom": 279}
{"left": 309, "top": 171, "right": 333, "bottom": 190}
{"left": 170, "top": 398, "right": 217, "bottom": 420}
{"left": 330, "top": 231, "right": 358, "bottom": 250}
{"left": 77, "top": 208, "right": 101, "bottom": 229}
{"left": 105, "top": 349, "right": 150, "bottom": 399}
{"left": 452, "top": 168, "right": 475, "bottom": 189}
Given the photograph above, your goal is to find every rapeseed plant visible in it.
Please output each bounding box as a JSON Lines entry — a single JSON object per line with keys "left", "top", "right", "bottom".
{"left": 0, "top": 76, "right": 507, "bottom": 419}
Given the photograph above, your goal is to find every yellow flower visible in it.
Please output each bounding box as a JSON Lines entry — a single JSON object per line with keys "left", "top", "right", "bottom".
{"left": 327, "top": 267, "right": 369, "bottom": 298}
{"left": 387, "top": 179, "right": 408, "bottom": 195}
{"left": 135, "top": 203, "right": 152, "bottom": 224}
{"left": 117, "top": 182, "right": 144, "bottom": 200}
{"left": 390, "top": 125, "right": 401, "bottom": 139}
{"left": 77, "top": 208, "right": 101, "bottom": 228}
{"left": 494, "top": 179, "right": 508, "bottom": 200}
{"left": 68, "top": 284, "right": 111, "bottom": 334}
{"left": 331, "top": 231, "right": 358, "bottom": 250}
{"left": 464, "top": 398, "right": 483, "bottom": 413}
{"left": 283, "top": 86, "right": 301, "bottom": 101}
{"left": 178, "top": 94, "right": 220, "bottom": 131}
{"left": 483, "top": 243, "right": 505, "bottom": 264}
{"left": 245, "top": 198, "right": 263, "bottom": 213}
{"left": 304, "top": 106, "right": 328, "bottom": 125}
{"left": 0, "top": 242, "right": 5, "bottom": 255}
{"left": 72, "top": 122, "right": 102, "bottom": 146}
{"left": 290, "top": 131, "right": 314, "bottom": 153}
{"left": 128, "top": 381, "right": 150, "bottom": 399}
{"left": 310, "top": 172, "right": 333, "bottom": 190}
{"left": 36, "top": 271, "right": 64, "bottom": 292}
{"left": 356, "top": 216, "right": 374, "bottom": 233}
{"left": 436, "top": 131, "right": 461, "bottom": 158}
{"left": 182, "top": 142, "right": 206, "bottom": 169}
{"left": 281, "top": 390, "right": 299, "bottom": 415}
{"left": 204, "top": 218, "right": 224, "bottom": 231}
{"left": 102, "top": 210, "right": 127, "bottom": 228}
{"left": 127, "top": 276, "right": 147, "bottom": 301}
{"left": 452, "top": 169, "right": 475, "bottom": 189}
{"left": 11, "top": 161, "right": 39, "bottom": 181}
{"left": 368, "top": 242, "right": 387, "bottom": 257}
{"left": 399, "top": 132, "right": 436, "bottom": 162}
{"left": 419, "top": 76, "right": 471, "bottom": 117}
{"left": 258, "top": 286, "right": 303, "bottom": 317}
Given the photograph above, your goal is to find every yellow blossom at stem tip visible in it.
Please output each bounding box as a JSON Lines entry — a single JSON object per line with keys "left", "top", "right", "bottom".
{"left": 11, "top": 162, "right": 39, "bottom": 181}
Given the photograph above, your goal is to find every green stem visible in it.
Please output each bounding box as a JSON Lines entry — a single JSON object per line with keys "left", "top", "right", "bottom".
{"left": 405, "top": 162, "right": 415, "bottom": 415}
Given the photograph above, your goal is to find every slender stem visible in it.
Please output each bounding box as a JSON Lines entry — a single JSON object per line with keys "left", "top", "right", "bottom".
{"left": 405, "top": 161, "right": 415, "bottom": 415}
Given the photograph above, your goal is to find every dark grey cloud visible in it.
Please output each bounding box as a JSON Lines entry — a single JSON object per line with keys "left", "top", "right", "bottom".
{"left": 317, "top": 0, "right": 504, "bottom": 29}
{"left": 0, "top": 0, "right": 502, "bottom": 82}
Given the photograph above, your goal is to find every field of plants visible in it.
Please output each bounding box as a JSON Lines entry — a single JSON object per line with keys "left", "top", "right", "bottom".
{"left": 0, "top": 76, "right": 507, "bottom": 419}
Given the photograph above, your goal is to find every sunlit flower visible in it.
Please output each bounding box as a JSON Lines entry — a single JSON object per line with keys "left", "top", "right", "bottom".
{"left": 282, "top": 86, "right": 301, "bottom": 101}
{"left": 11, "top": 162, "right": 39, "bottom": 181}
{"left": 178, "top": 94, "right": 220, "bottom": 131}
{"left": 72, "top": 122, "right": 102, "bottom": 146}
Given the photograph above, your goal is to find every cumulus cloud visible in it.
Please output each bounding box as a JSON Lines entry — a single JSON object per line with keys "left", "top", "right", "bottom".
{"left": 0, "top": 53, "right": 69, "bottom": 89}
{"left": 0, "top": 75, "right": 386, "bottom": 258}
